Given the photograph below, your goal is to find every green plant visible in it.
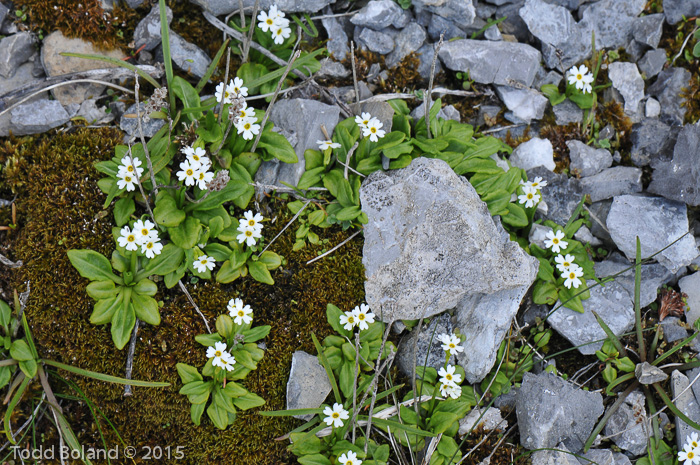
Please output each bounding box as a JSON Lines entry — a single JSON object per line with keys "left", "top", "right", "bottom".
{"left": 176, "top": 303, "right": 270, "bottom": 429}
{"left": 595, "top": 337, "right": 635, "bottom": 385}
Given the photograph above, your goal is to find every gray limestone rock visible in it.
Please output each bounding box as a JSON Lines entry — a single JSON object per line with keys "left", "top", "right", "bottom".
{"left": 638, "top": 49, "right": 667, "bottom": 79}
{"left": 548, "top": 279, "right": 635, "bottom": 355}
{"left": 396, "top": 313, "right": 454, "bottom": 378}
{"left": 672, "top": 370, "right": 700, "bottom": 450}
{"left": 648, "top": 123, "right": 700, "bottom": 207}
{"left": 534, "top": 69, "right": 563, "bottom": 89}
{"left": 579, "top": 0, "right": 646, "bottom": 50}
{"left": 9, "top": 99, "right": 69, "bottom": 135}
{"left": 661, "top": 316, "right": 689, "bottom": 343}
{"left": 134, "top": 4, "right": 173, "bottom": 52}
{"left": 256, "top": 99, "right": 340, "bottom": 196}
{"left": 413, "top": 0, "right": 476, "bottom": 26}
{"left": 316, "top": 58, "right": 350, "bottom": 79}
{"left": 0, "top": 61, "right": 47, "bottom": 104}
{"left": 191, "top": 0, "right": 332, "bottom": 15}
{"left": 286, "top": 351, "right": 332, "bottom": 420}
{"left": 632, "top": 13, "right": 664, "bottom": 49}
{"left": 357, "top": 27, "right": 395, "bottom": 55}
{"left": 594, "top": 253, "right": 674, "bottom": 308}
{"left": 607, "top": 195, "right": 699, "bottom": 273}
{"left": 636, "top": 361, "right": 668, "bottom": 384}
{"left": 528, "top": 166, "right": 584, "bottom": 226}
{"left": 588, "top": 199, "right": 613, "bottom": 244}
{"left": 120, "top": 102, "right": 166, "bottom": 138}
{"left": 0, "top": 3, "right": 8, "bottom": 28}
{"left": 604, "top": 390, "right": 650, "bottom": 456}
{"left": 496, "top": 1, "right": 532, "bottom": 42}
{"left": 574, "top": 225, "right": 602, "bottom": 247}
{"left": 350, "top": 0, "right": 407, "bottom": 30}
{"left": 646, "top": 98, "right": 661, "bottom": 118}
{"left": 680, "top": 272, "right": 700, "bottom": 325}
{"left": 385, "top": 22, "right": 427, "bottom": 68}
{"left": 509, "top": 138, "right": 555, "bottom": 171}
{"left": 459, "top": 407, "right": 506, "bottom": 436}
{"left": 566, "top": 140, "right": 612, "bottom": 177}
{"left": 554, "top": 100, "right": 584, "bottom": 125}
{"left": 428, "top": 15, "right": 467, "bottom": 41}
{"left": 664, "top": 0, "right": 700, "bottom": 25}
{"left": 76, "top": 99, "right": 113, "bottom": 125}
{"left": 608, "top": 62, "right": 645, "bottom": 116}
{"left": 438, "top": 39, "right": 542, "bottom": 87}
{"left": 647, "top": 67, "right": 691, "bottom": 126}
{"left": 0, "top": 32, "right": 35, "bottom": 79}
{"left": 531, "top": 443, "right": 580, "bottom": 465}
{"left": 322, "top": 6, "right": 350, "bottom": 60}
{"left": 580, "top": 166, "right": 643, "bottom": 202}
{"left": 577, "top": 449, "right": 615, "bottom": 465}
{"left": 485, "top": 24, "right": 502, "bottom": 40}
{"left": 456, "top": 284, "right": 535, "bottom": 382}
{"left": 517, "top": 372, "right": 604, "bottom": 451}
{"left": 630, "top": 118, "right": 676, "bottom": 167}
{"left": 361, "top": 157, "right": 538, "bottom": 322}
{"left": 495, "top": 86, "right": 548, "bottom": 124}
{"left": 416, "top": 43, "right": 443, "bottom": 82}
{"left": 157, "top": 31, "right": 211, "bottom": 78}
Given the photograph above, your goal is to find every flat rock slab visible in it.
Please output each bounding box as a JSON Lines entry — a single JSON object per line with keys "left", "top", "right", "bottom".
{"left": 517, "top": 372, "right": 603, "bottom": 451}
{"left": 580, "top": 166, "right": 642, "bottom": 203}
{"left": 0, "top": 32, "right": 36, "bottom": 79}
{"left": 566, "top": 140, "right": 612, "bottom": 178}
{"left": 664, "top": 0, "right": 700, "bottom": 24}
{"left": 549, "top": 279, "right": 635, "bottom": 355}
{"left": 594, "top": 253, "right": 673, "bottom": 308}
{"left": 680, "top": 272, "right": 700, "bottom": 325}
{"left": 10, "top": 99, "right": 70, "bottom": 135}
{"left": 191, "top": 0, "right": 334, "bottom": 14}
{"left": 647, "top": 67, "right": 691, "bottom": 126}
{"left": 361, "top": 157, "right": 538, "bottom": 322}
{"left": 607, "top": 195, "right": 699, "bottom": 273}
{"left": 604, "top": 390, "right": 650, "bottom": 456}
{"left": 648, "top": 123, "right": 700, "bottom": 207}
{"left": 608, "top": 62, "right": 644, "bottom": 116}
{"left": 286, "top": 351, "right": 331, "bottom": 420}
{"left": 438, "top": 39, "right": 541, "bottom": 88}
{"left": 509, "top": 138, "right": 555, "bottom": 172}
{"left": 672, "top": 370, "right": 700, "bottom": 450}
{"left": 528, "top": 166, "right": 583, "bottom": 226}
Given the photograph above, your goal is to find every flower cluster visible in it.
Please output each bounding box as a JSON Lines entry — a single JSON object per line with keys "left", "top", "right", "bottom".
{"left": 338, "top": 451, "right": 362, "bottom": 465}
{"left": 215, "top": 76, "right": 248, "bottom": 104}
{"left": 216, "top": 77, "right": 261, "bottom": 141}
{"left": 118, "top": 219, "right": 163, "bottom": 258}
{"left": 193, "top": 255, "right": 216, "bottom": 273}
{"left": 116, "top": 155, "right": 144, "bottom": 192}
{"left": 177, "top": 146, "right": 214, "bottom": 190}
{"left": 544, "top": 230, "right": 568, "bottom": 254}
{"left": 518, "top": 177, "right": 546, "bottom": 208}
{"left": 228, "top": 298, "right": 253, "bottom": 325}
{"left": 555, "top": 254, "right": 583, "bottom": 289}
{"left": 257, "top": 5, "right": 291, "bottom": 45}
{"left": 438, "top": 364, "right": 462, "bottom": 399}
{"left": 237, "top": 210, "right": 264, "bottom": 247}
{"left": 206, "top": 341, "right": 236, "bottom": 371}
{"left": 679, "top": 432, "right": 700, "bottom": 464}
{"left": 322, "top": 403, "right": 349, "bottom": 428}
{"left": 317, "top": 140, "right": 341, "bottom": 151}
{"left": 339, "top": 303, "right": 376, "bottom": 331}
{"left": 438, "top": 332, "right": 464, "bottom": 358}
{"left": 355, "top": 112, "right": 386, "bottom": 142}
{"left": 567, "top": 65, "right": 594, "bottom": 94}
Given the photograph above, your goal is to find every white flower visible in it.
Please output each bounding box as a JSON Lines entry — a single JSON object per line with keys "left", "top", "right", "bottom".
{"left": 236, "top": 117, "right": 261, "bottom": 140}
{"left": 362, "top": 118, "right": 385, "bottom": 142}
{"left": 337, "top": 450, "right": 362, "bottom": 465}
{"left": 269, "top": 4, "right": 285, "bottom": 20}
{"left": 241, "top": 211, "right": 264, "bottom": 233}
{"left": 567, "top": 65, "right": 594, "bottom": 92}
{"left": 195, "top": 168, "right": 215, "bottom": 190}
{"left": 214, "top": 351, "right": 236, "bottom": 371}
{"left": 117, "top": 171, "right": 137, "bottom": 192}
{"left": 229, "top": 77, "right": 248, "bottom": 98}
{"left": 679, "top": 443, "right": 700, "bottom": 465}
{"left": 141, "top": 239, "right": 163, "bottom": 258}
{"left": 582, "top": 81, "right": 593, "bottom": 94}
{"left": 133, "top": 219, "right": 157, "bottom": 245}
{"left": 271, "top": 23, "right": 291, "bottom": 44}
{"left": 544, "top": 230, "right": 568, "bottom": 254}
{"left": 238, "top": 102, "right": 256, "bottom": 121}
{"left": 439, "top": 382, "right": 462, "bottom": 400}
{"left": 439, "top": 333, "right": 464, "bottom": 356}
{"left": 555, "top": 254, "right": 576, "bottom": 273}
{"left": 215, "top": 81, "right": 232, "bottom": 104}
{"left": 438, "top": 364, "right": 462, "bottom": 386}
{"left": 339, "top": 310, "right": 357, "bottom": 331}
{"left": 236, "top": 222, "right": 263, "bottom": 247}
{"left": 117, "top": 226, "right": 139, "bottom": 251}
{"left": 563, "top": 264, "right": 584, "bottom": 289}
{"left": 322, "top": 403, "right": 349, "bottom": 428}
{"left": 519, "top": 177, "right": 547, "bottom": 191}
{"left": 118, "top": 155, "right": 144, "bottom": 178}
{"left": 352, "top": 303, "right": 375, "bottom": 331}
{"left": 691, "top": 433, "right": 700, "bottom": 450}
{"left": 317, "top": 140, "right": 341, "bottom": 151}
{"left": 257, "top": 9, "right": 277, "bottom": 32}
{"left": 193, "top": 255, "right": 216, "bottom": 273}
{"left": 206, "top": 341, "right": 228, "bottom": 360}
{"left": 177, "top": 160, "right": 198, "bottom": 186}
{"left": 182, "top": 146, "right": 210, "bottom": 170}
{"left": 355, "top": 112, "right": 372, "bottom": 130}
{"left": 517, "top": 185, "right": 540, "bottom": 208}
{"left": 228, "top": 298, "right": 253, "bottom": 325}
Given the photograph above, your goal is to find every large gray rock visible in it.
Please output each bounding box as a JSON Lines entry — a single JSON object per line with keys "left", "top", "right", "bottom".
{"left": 120, "top": 102, "right": 166, "bottom": 138}
{"left": 632, "top": 14, "right": 664, "bottom": 49}
{"left": 647, "top": 68, "right": 691, "bottom": 126}
{"left": 459, "top": 407, "right": 506, "bottom": 436}
{"left": 648, "top": 123, "right": 700, "bottom": 207}
{"left": 528, "top": 166, "right": 584, "bottom": 226}
{"left": 579, "top": 0, "right": 646, "bottom": 49}
{"left": 416, "top": 43, "right": 443, "bottom": 82}
{"left": 509, "top": 138, "right": 555, "bottom": 171}
{"left": 385, "top": 22, "right": 427, "bottom": 68}
{"left": 357, "top": 27, "right": 395, "bottom": 55}
{"left": 680, "top": 272, "right": 700, "bottom": 325}
{"left": 664, "top": 0, "right": 700, "bottom": 25}
{"left": 321, "top": 6, "right": 350, "bottom": 60}
{"left": 438, "top": 39, "right": 541, "bottom": 88}
{"left": 427, "top": 15, "right": 467, "bottom": 41}
{"left": 256, "top": 99, "right": 340, "bottom": 195}
{"left": 577, "top": 449, "right": 615, "bottom": 465}
{"left": 495, "top": 86, "right": 548, "bottom": 124}
{"left": 0, "top": 32, "right": 35, "bottom": 79}
{"left": 530, "top": 443, "right": 580, "bottom": 465}
{"left": 0, "top": 61, "right": 47, "bottom": 104}
{"left": 286, "top": 351, "right": 332, "bottom": 420}
{"left": 396, "top": 313, "right": 454, "bottom": 378}
{"left": 0, "top": 3, "right": 8, "bottom": 28}
{"left": 455, "top": 285, "right": 535, "bottom": 383}
{"left": 671, "top": 370, "right": 700, "bottom": 450}
{"left": 608, "top": 62, "right": 645, "bottom": 116}
{"left": 566, "top": 140, "right": 612, "bottom": 177}
{"left": 553, "top": 100, "right": 584, "bottom": 125}
{"left": 630, "top": 118, "right": 676, "bottom": 167}
{"left": 134, "top": 4, "right": 173, "bottom": 52}
{"left": 191, "top": 0, "right": 333, "bottom": 15}
{"left": 607, "top": 195, "right": 699, "bottom": 273}
{"left": 548, "top": 279, "right": 635, "bottom": 355}
{"left": 594, "top": 253, "right": 674, "bottom": 308}
{"left": 350, "top": 0, "right": 407, "bottom": 30}
{"left": 361, "top": 157, "right": 538, "bottom": 322}
{"left": 413, "top": 0, "right": 476, "bottom": 25}
{"left": 157, "top": 31, "right": 211, "bottom": 78}
{"left": 9, "top": 99, "right": 70, "bottom": 135}
{"left": 638, "top": 49, "right": 667, "bottom": 79}
{"left": 517, "top": 372, "right": 604, "bottom": 451}
{"left": 580, "top": 166, "right": 643, "bottom": 202}
{"left": 604, "top": 390, "right": 650, "bottom": 456}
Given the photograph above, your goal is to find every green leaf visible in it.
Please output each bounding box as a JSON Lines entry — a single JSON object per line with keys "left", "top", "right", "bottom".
{"left": 481, "top": 189, "right": 511, "bottom": 216}
{"left": 86, "top": 280, "right": 120, "bottom": 300}
{"left": 133, "top": 278, "right": 158, "bottom": 296}
{"left": 10, "top": 339, "right": 34, "bottom": 361}
{"left": 298, "top": 167, "right": 325, "bottom": 190}
{"left": 532, "top": 280, "right": 558, "bottom": 305}
{"left": 501, "top": 203, "right": 529, "bottom": 228}
{"left": 176, "top": 363, "right": 203, "bottom": 384}
{"left": 232, "top": 392, "right": 266, "bottom": 410}
{"left": 207, "top": 402, "right": 229, "bottom": 430}
{"left": 204, "top": 243, "right": 233, "bottom": 262}
{"left": 257, "top": 130, "right": 298, "bottom": 163}
{"left": 237, "top": 62, "right": 268, "bottom": 94}
{"left": 18, "top": 359, "right": 37, "bottom": 378}
{"left": 90, "top": 293, "right": 123, "bottom": 325}
{"left": 131, "top": 293, "right": 160, "bottom": 325}
{"left": 68, "top": 250, "right": 121, "bottom": 283}
{"left": 41, "top": 359, "right": 170, "bottom": 386}
{"left": 242, "top": 325, "right": 271, "bottom": 343}
{"left": 216, "top": 260, "right": 242, "bottom": 283}
{"left": 558, "top": 286, "right": 585, "bottom": 313}
{"left": 540, "top": 84, "right": 566, "bottom": 105}
{"left": 0, "top": 299, "right": 10, "bottom": 328}
{"left": 143, "top": 244, "right": 185, "bottom": 276}
{"left": 172, "top": 76, "right": 202, "bottom": 118}
{"left": 326, "top": 304, "right": 352, "bottom": 339}
{"left": 195, "top": 333, "right": 222, "bottom": 346}
{"left": 154, "top": 192, "right": 186, "bottom": 227}
{"left": 298, "top": 455, "right": 332, "bottom": 465}
{"left": 0, "top": 366, "right": 11, "bottom": 390}
{"left": 258, "top": 251, "right": 282, "bottom": 270}
{"left": 169, "top": 217, "right": 202, "bottom": 249}
{"left": 191, "top": 402, "right": 206, "bottom": 425}
{"left": 248, "top": 261, "right": 274, "bottom": 285}
{"left": 335, "top": 205, "right": 362, "bottom": 221}
{"left": 111, "top": 298, "right": 136, "bottom": 350}
{"left": 339, "top": 360, "right": 354, "bottom": 397}
{"left": 114, "top": 197, "right": 135, "bottom": 227}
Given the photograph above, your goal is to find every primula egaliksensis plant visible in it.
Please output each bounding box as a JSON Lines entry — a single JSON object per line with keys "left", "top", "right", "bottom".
{"left": 261, "top": 303, "right": 479, "bottom": 465}
{"left": 176, "top": 298, "right": 269, "bottom": 429}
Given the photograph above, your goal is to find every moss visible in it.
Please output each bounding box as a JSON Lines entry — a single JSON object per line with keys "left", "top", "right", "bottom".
{"left": 539, "top": 123, "right": 584, "bottom": 173}
{"left": 3, "top": 127, "right": 367, "bottom": 464}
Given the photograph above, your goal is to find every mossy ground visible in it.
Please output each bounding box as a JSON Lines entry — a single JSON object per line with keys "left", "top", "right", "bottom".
{"left": 0, "top": 127, "right": 366, "bottom": 464}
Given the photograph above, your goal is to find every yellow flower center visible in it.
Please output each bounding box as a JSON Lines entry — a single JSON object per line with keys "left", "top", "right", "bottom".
{"left": 363, "top": 119, "right": 368, "bottom": 125}
{"left": 371, "top": 127, "right": 377, "bottom": 133}
{"left": 553, "top": 238, "right": 559, "bottom": 244}
{"left": 248, "top": 220, "right": 256, "bottom": 226}
{"left": 569, "top": 272, "right": 576, "bottom": 279}
{"left": 346, "top": 461, "right": 352, "bottom": 465}
{"left": 348, "top": 316, "right": 355, "bottom": 323}
{"left": 127, "top": 235, "right": 135, "bottom": 242}
{"left": 527, "top": 193, "right": 533, "bottom": 199}
{"left": 245, "top": 230, "right": 253, "bottom": 237}
{"left": 358, "top": 314, "right": 365, "bottom": 320}
{"left": 690, "top": 452, "right": 696, "bottom": 459}
{"left": 564, "top": 262, "right": 570, "bottom": 267}
{"left": 244, "top": 123, "right": 251, "bottom": 130}
{"left": 449, "top": 343, "right": 455, "bottom": 349}
{"left": 125, "top": 176, "right": 132, "bottom": 182}
{"left": 186, "top": 169, "right": 193, "bottom": 176}
{"left": 576, "top": 74, "right": 582, "bottom": 80}
{"left": 198, "top": 173, "right": 205, "bottom": 180}
{"left": 276, "top": 29, "right": 282, "bottom": 35}
{"left": 266, "top": 18, "right": 273, "bottom": 25}
{"left": 201, "top": 259, "right": 208, "bottom": 265}
{"left": 146, "top": 243, "right": 153, "bottom": 249}
{"left": 332, "top": 413, "right": 339, "bottom": 419}
{"left": 215, "top": 350, "right": 222, "bottom": 357}
{"left": 127, "top": 165, "right": 134, "bottom": 172}
{"left": 693, "top": 441, "right": 698, "bottom": 448}
{"left": 446, "top": 374, "right": 452, "bottom": 381}
{"left": 141, "top": 229, "right": 148, "bottom": 235}
{"left": 238, "top": 310, "right": 244, "bottom": 317}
